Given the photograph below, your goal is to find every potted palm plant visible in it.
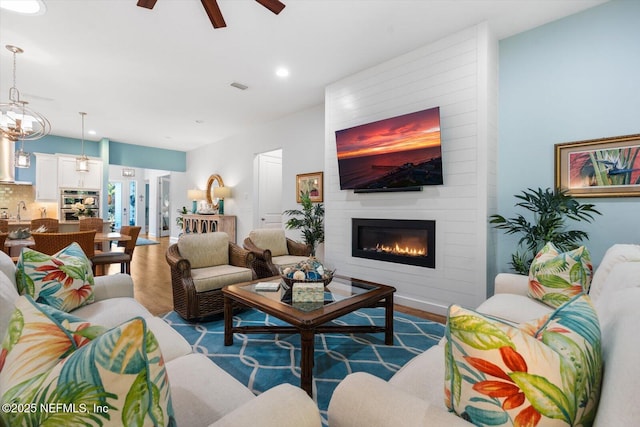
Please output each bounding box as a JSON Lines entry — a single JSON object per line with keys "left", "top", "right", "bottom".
{"left": 283, "top": 192, "right": 324, "bottom": 256}
{"left": 490, "top": 187, "right": 601, "bottom": 274}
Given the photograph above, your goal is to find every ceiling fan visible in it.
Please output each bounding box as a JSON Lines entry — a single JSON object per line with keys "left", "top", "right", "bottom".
{"left": 137, "top": 0, "right": 286, "bottom": 29}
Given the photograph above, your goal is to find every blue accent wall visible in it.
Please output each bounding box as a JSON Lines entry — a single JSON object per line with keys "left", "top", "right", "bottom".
{"left": 498, "top": 0, "right": 640, "bottom": 270}
{"left": 14, "top": 134, "right": 186, "bottom": 183}
{"left": 109, "top": 141, "right": 186, "bottom": 172}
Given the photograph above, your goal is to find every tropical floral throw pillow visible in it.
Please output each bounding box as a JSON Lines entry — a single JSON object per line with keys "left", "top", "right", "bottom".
{"left": 445, "top": 293, "right": 602, "bottom": 426}
{"left": 0, "top": 295, "right": 105, "bottom": 382}
{"left": 0, "top": 299, "right": 174, "bottom": 427}
{"left": 16, "top": 242, "right": 95, "bottom": 312}
{"left": 528, "top": 242, "right": 592, "bottom": 308}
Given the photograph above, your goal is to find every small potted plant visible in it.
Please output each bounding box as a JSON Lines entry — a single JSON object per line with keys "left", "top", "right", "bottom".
{"left": 283, "top": 192, "right": 324, "bottom": 256}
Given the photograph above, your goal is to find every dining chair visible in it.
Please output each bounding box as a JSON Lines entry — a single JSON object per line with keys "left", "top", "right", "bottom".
{"left": 91, "top": 226, "right": 141, "bottom": 275}
{"left": 0, "top": 220, "right": 8, "bottom": 233}
{"left": 0, "top": 232, "right": 8, "bottom": 256}
{"left": 30, "top": 218, "right": 60, "bottom": 232}
{"left": 31, "top": 231, "right": 96, "bottom": 258}
{"left": 79, "top": 217, "right": 105, "bottom": 251}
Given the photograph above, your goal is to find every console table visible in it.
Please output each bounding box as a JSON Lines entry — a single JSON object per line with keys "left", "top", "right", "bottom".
{"left": 181, "top": 214, "right": 237, "bottom": 243}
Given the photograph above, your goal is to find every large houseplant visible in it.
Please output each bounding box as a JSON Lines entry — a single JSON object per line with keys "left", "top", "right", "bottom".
{"left": 283, "top": 192, "right": 324, "bottom": 256}
{"left": 490, "top": 187, "right": 601, "bottom": 274}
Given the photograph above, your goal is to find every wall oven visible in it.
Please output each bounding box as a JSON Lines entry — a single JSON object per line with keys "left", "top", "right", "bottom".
{"left": 60, "top": 188, "right": 100, "bottom": 221}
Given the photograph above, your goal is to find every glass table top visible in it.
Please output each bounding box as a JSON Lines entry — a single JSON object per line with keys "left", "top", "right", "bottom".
{"left": 244, "top": 276, "right": 379, "bottom": 312}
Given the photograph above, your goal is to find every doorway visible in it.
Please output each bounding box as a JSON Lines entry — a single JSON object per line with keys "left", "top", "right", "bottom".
{"left": 158, "top": 175, "right": 171, "bottom": 237}
{"left": 256, "top": 149, "right": 283, "bottom": 229}
{"left": 107, "top": 179, "right": 137, "bottom": 229}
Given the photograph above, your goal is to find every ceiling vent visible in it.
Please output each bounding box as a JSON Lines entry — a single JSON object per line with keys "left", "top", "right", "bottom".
{"left": 230, "top": 82, "right": 248, "bottom": 91}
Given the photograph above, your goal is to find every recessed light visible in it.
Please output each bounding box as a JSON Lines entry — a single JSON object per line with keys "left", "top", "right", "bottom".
{"left": 88, "top": 130, "right": 96, "bottom": 136}
{"left": 276, "top": 67, "right": 290, "bottom": 78}
{"left": 0, "top": 0, "right": 46, "bottom": 15}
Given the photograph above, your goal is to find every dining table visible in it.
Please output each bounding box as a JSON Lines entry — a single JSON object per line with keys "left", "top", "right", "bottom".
{"left": 4, "top": 232, "right": 133, "bottom": 256}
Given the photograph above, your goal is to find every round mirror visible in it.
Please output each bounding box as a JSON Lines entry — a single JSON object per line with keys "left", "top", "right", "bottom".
{"left": 206, "top": 174, "right": 225, "bottom": 210}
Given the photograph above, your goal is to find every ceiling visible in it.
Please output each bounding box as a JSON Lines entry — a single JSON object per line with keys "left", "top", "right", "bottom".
{"left": 0, "top": 0, "right": 607, "bottom": 152}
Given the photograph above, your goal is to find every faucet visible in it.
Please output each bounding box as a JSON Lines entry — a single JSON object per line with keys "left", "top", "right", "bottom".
{"left": 17, "top": 201, "right": 26, "bottom": 222}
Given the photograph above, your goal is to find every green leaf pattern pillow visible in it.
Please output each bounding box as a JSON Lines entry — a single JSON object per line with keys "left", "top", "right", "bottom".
{"left": 528, "top": 243, "right": 592, "bottom": 308}
{"left": 0, "top": 306, "right": 175, "bottom": 427}
{"left": 16, "top": 242, "right": 95, "bottom": 312}
{"left": 444, "top": 293, "right": 602, "bottom": 426}
{"left": 0, "top": 295, "right": 106, "bottom": 385}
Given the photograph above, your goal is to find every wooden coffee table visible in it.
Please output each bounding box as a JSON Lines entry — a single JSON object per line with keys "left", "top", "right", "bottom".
{"left": 222, "top": 275, "right": 396, "bottom": 396}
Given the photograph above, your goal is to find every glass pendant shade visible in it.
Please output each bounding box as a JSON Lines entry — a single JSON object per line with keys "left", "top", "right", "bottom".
{"left": 75, "top": 112, "right": 89, "bottom": 172}
{"left": 15, "top": 147, "right": 30, "bottom": 168}
{"left": 76, "top": 155, "right": 89, "bottom": 172}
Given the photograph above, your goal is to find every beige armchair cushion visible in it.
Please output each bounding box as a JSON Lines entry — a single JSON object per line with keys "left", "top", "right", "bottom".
{"left": 178, "top": 232, "right": 229, "bottom": 269}
{"left": 191, "top": 265, "right": 254, "bottom": 293}
{"left": 249, "top": 229, "right": 289, "bottom": 257}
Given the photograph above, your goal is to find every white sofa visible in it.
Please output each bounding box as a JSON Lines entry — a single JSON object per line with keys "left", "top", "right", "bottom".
{"left": 328, "top": 244, "right": 640, "bottom": 426}
{"left": 0, "top": 250, "right": 321, "bottom": 427}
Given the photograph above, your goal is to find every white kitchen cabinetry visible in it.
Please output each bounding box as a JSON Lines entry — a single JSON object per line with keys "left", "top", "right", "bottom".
{"left": 58, "top": 157, "right": 103, "bottom": 189}
{"left": 34, "top": 153, "right": 59, "bottom": 201}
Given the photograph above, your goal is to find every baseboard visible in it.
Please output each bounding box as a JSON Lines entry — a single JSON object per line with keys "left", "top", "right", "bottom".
{"left": 394, "top": 294, "right": 448, "bottom": 318}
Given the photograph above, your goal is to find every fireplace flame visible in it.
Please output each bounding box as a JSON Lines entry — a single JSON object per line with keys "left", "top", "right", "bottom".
{"left": 375, "top": 242, "right": 426, "bottom": 257}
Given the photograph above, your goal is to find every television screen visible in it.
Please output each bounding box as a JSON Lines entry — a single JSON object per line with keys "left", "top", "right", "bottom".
{"left": 335, "top": 106, "right": 443, "bottom": 191}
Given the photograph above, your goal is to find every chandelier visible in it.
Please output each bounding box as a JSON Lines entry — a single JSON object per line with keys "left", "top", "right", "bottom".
{"left": 0, "top": 45, "right": 50, "bottom": 141}
{"left": 76, "top": 112, "right": 89, "bottom": 172}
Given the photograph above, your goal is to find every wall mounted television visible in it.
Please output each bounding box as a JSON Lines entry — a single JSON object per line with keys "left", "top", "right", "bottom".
{"left": 335, "top": 106, "right": 443, "bottom": 193}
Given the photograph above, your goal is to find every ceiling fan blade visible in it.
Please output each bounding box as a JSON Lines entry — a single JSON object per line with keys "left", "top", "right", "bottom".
{"left": 201, "top": 0, "right": 227, "bottom": 28}
{"left": 137, "top": 0, "right": 158, "bottom": 9}
{"left": 256, "top": 0, "right": 285, "bottom": 15}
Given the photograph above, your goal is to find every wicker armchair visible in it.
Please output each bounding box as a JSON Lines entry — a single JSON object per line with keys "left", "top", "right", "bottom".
{"left": 30, "top": 218, "right": 59, "bottom": 232}
{"left": 31, "top": 231, "right": 96, "bottom": 258}
{"left": 166, "top": 232, "right": 256, "bottom": 321}
{"left": 243, "top": 229, "right": 311, "bottom": 279}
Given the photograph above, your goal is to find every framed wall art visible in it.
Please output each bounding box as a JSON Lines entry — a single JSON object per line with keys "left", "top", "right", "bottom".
{"left": 555, "top": 134, "right": 640, "bottom": 197}
{"left": 296, "top": 172, "right": 323, "bottom": 203}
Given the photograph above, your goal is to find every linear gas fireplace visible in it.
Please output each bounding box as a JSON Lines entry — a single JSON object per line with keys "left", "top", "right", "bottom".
{"left": 352, "top": 218, "right": 435, "bottom": 268}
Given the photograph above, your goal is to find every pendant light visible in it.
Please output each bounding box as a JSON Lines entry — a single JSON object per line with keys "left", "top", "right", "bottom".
{"left": 76, "top": 112, "right": 89, "bottom": 172}
{"left": 14, "top": 101, "right": 31, "bottom": 168}
{"left": 0, "top": 45, "right": 50, "bottom": 141}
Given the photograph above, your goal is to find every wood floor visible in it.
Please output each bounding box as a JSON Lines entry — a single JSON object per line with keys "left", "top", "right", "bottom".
{"left": 117, "top": 236, "right": 446, "bottom": 324}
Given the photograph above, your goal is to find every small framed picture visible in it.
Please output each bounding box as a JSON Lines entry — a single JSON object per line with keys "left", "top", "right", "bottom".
{"left": 296, "top": 172, "right": 323, "bottom": 203}
{"left": 555, "top": 134, "right": 640, "bottom": 197}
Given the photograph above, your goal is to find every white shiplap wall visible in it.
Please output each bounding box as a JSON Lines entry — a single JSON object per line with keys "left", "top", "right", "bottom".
{"left": 324, "top": 23, "right": 498, "bottom": 315}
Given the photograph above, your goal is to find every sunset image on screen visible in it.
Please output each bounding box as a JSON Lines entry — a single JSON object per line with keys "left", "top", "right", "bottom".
{"left": 335, "top": 107, "right": 443, "bottom": 190}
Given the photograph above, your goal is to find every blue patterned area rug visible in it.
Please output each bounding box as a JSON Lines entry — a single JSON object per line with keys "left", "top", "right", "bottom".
{"left": 162, "top": 307, "right": 444, "bottom": 424}
{"left": 135, "top": 237, "right": 159, "bottom": 246}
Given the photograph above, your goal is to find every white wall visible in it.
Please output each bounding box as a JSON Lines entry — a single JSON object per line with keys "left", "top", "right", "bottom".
{"left": 324, "top": 23, "right": 498, "bottom": 315}
{"left": 184, "top": 104, "right": 325, "bottom": 243}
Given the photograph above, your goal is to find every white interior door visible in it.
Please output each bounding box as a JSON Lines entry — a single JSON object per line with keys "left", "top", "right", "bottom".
{"left": 258, "top": 149, "right": 283, "bottom": 229}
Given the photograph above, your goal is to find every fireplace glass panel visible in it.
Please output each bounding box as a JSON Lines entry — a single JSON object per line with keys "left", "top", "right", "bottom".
{"left": 352, "top": 219, "right": 435, "bottom": 268}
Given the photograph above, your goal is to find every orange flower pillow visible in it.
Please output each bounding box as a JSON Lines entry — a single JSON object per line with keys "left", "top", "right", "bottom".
{"left": 16, "top": 243, "right": 95, "bottom": 312}
{"left": 445, "top": 293, "right": 602, "bottom": 426}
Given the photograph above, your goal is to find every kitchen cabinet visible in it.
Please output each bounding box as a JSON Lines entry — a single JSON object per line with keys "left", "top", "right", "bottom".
{"left": 34, "top": 153, "right": 59, "bottom": 201}
{"left": 58, "top": 156, "right": 103, "bottom": 189}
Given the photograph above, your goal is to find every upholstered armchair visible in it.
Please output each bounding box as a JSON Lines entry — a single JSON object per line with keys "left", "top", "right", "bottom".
{"left": 166, "top": 232, "right": 256, "bottom": 321}
{"left": 243, "top": 229, "right": 312, "bottom": 279}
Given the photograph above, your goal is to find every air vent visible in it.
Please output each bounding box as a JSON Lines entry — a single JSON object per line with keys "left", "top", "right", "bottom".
{"left": 230, "top": 82, "right": 248, "bottom": 91}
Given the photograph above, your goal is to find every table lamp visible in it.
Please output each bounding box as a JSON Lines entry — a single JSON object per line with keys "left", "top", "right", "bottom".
{"left": 188, "top": 189, "right": 205, "bottom": 213}
{"left": 213, "top": 186, "right": 231, "bottom": 215}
